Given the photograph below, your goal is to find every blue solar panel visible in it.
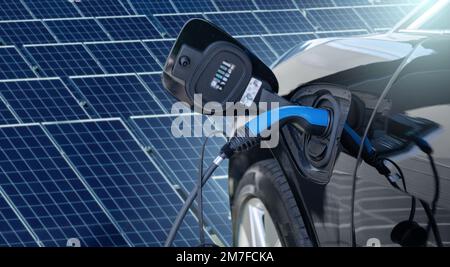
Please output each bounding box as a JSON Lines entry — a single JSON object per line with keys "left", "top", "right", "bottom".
{"left": 256, "top": 10, "right": 314, "bottom": 33}
{"left": 24, "top": 44, "right": 104, "bottom": 77}
{"left": 0, "top": 124, "right": 129, "bottom": 246}
{"left": 0, "top": 20, "right": 57, "bottom": 45}
{"left": 0, "top": 78, "right": 89, "bottom": 123}
{"left": 205, "top": 12, "right": 268, "bottom": 36}
{"left": 138, "top": 73, "right": 175, "bottom": 112}
{"left": 171, "top": 0, "right": 218, "bottom": 13}
{"left": 73, "top": 0, "right": 130, "bottom": 17}
{"left": 130, "top": 115, "right": 231, "bottom": 245}
{"left": 334, "top": 0, "right": 372, "bottom": 6}
{"left": 0, "top": 101, "right": 18, "bottom": 125}
{"left": 23, "top": 0, "right": 82, "bottom": 19}
{"left": 237, "top": 36, "right": 278, "bottom": 65}
{"left": 44, "top": 18, "right": 111, "bottom": 43}
{"left": 154, "top": 14, "right": 206, "bottom": 38}
{"left": 85, "top": 41, "right": 161, "bottom": 73}
{"left": 295, "top": 0, "right": 335, "bottom": 8}
{"left": 0, "top": 1, "right": 33, "bottom": 20}
{"left": 142, "top": 40, "right": 174, "bottom": 67}
{"left": 97, "top": 16, "right": 161, "bottom": 40}
{"left": 355, "top": 6, "right": 406, "bottom": 30}
{"left": 128, "top": 0, "right": 177, "bottom": 15}
{"left": 0, "top": 46, "right": 36, "bottom": 80}
{"left": 213, "top": 0, "right": 257, "bottom": 11}
{"left": 254, "top": 0, "right": 297, "bottom": 10}
{"left": 263, "top": 33, "right": 315, "bottom": 56}
{"left": 0, "top": 194, "right": 38, "bottom": 246}
{"left": 306, "top": 8, "right": 367, "bottom": 31}
{"left": 69, "top": 74, "right": 165, "bottom": 118}
{"left": 45, "top": 119, "right": 200, "bottom": 246}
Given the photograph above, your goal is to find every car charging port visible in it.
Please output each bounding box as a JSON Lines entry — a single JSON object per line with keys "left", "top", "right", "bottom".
{"left": 283, "top": 84, "right": 352, "bottom": 184}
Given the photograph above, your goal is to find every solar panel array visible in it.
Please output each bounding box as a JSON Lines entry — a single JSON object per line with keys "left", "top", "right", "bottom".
{"left": 0, "top": 0, "right": 418, "bottom": 247}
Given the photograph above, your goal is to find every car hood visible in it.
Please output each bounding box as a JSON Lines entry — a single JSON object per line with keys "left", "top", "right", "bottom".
{"left": 273, "top": 32, "right": 428, "bottom": 96}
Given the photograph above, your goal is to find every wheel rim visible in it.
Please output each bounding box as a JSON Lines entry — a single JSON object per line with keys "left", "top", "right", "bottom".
{"left": 236, "top": 198, "right": 282, "bottom": 247}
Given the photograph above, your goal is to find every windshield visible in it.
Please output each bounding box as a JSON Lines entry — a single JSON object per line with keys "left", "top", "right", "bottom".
{"left": 397, "top": 0, "right": 450, "bottom": 33}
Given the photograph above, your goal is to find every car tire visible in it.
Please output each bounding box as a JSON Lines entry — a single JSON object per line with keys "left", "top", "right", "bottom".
{"left": 232, "top": 159, "right": 312, "bottom": 247}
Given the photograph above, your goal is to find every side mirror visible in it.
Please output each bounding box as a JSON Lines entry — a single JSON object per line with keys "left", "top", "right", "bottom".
{"left": 162, "top": 19, "right": 278, "bottom": 115}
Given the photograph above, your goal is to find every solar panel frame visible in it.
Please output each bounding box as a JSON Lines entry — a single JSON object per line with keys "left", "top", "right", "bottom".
{"left": 72, "top": 0, "right": 131, "bottom": 17}
{"left": 0, "top": 46, "right": 37, "bottom": 80}
{"left": 0, "top": 78, "right": 90, "bottom": 123}
{"left": 355, "top": 6, "right": 406, "bottom": 30}
{"left": 97, "top": 16, "right": 162, "bottom": 41}
{"left": 85, "top": 40, "right": 161, "bottom": 73}
{"left": 130, "top": 114, "right": 232, "bottom": 244}
{"left": 142, "top": 39, "right": 174, "bottom": 67}
{"left": 306, "top": 7, "right": 368, "bottom": 31}
{"left": 0, "top": 20, "right": 57, "bottom": 45}
{"left": 0, "top": 123, "right": 130, "bottom": 247}
{"left": 44, "top": 18, "right": 111, "bottom": 43}
{"left": 44, "top": 118, "right": 202, "bottom": 246}
{"left": 23, "top": 0, "right": 82, "bottom": 19}
{"left": 205, "top": 12, "right": 268, "bottom": 36}
{"left": 0, "top": 193, "right": 39, "bottom": 246}
{"left": 138, "top": 73, "right": 175, "bottom": 113}
{"left": 154, "top": 14, "right": 206, "bottom": 38}
{"left": 127, "top": 0, "right": 177, "bottom": 15}
{"left": 236, "top": 36, "right": 278, "bottom": 65}
{"left": 0, "top": 1, "right": 33, "bottom": 20}
{"left": 24, "top": 43, "right": 105, "bottom": 77}
{"left": 171, "top": 0, "right": 218, "bottom": 13}
{"left": 255, "top": 10, "right": 315, "bottom": 33}
{"left": 295, "top": 0, "right": 336, "bottom": 8}
{"left": 69, "top": 74, "right": 165, "bottom": 118}
{"left": 253, "top": 0, "right": 297, "bottom": 10}
{"left": 213, "top": 0, "right": 258, "bottom": 11}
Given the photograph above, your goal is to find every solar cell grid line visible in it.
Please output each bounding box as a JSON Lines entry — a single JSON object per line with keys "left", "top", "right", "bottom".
{"left": 213, "top": 0, "right": 258, "bottom": 11}
{"left": 142, "top": 39, "right": 174, "bottom": 67}
{"left": 0, "top": 99, "right": 19, "bottom": 125}
{"left": 253, "top": 0, "right": 297, "bottom": 10}
{"left": 138, "top": 73, "right": 176, "bottom": 113}
{"left": 153, "top": 14, "right": 206, "bottom": 38}
{"left": 24, "top": 43, "right": 104, "bottom": 77}
{"left": 171, "top": 0, "right": 218, "bottom": 13}
{"left": 130, "top": 114, "right": 232, "bottom": 244}
{"left": 0, "top": 194, "right": 39, "bottom": 246}
{"left": 22, "top": 0, "right": 82, "bottom": 19}
{"left": 236, "top": 36, "right": 278, "bottom": 66}
{"left": 354, "top": 6, "right": 406, "bottom": 30}
{"left": 0, "top": 1, "right": 33, "bottom": 20}
{"left": 305, "top": 8, "right": 368, "bottom": 31}
{"left": 0, "top": 20, "right": 57, "bottom": 45}
{"left": 204, "top": 12, "right": 268, "bottom": 36}
{"left": 262, "top": 33, "right": 316, "bottom": 56}
{"left": 333, "top": 0, "right": 374, "bottom": 6}
{"left": 85, "top": 41, "right": 161, "bottom": 73}
{"left": 254, "top": 10, "right": 315, "bottom": 34}
{"left": 0, "top": 124, "right": 130, "bottom": 247}
{"left": 0, "top": 46, "right": 37, "bottom": 80}
{"left": 295, "top": 0, "right": 336, "bottom": 8}
{"left": 69, "top": 74, "right": 165, "bottom": 118}
{"left": 44, "top": 118, "right": 201, "bottom": 246}
{"left": 72, "top": 0, "right": 130, "bottom": 17}
{"left": 126, "top": 0, "right": 177, "bottom": 15}
{"left": 44, "top": 18, "right": 112, "bottom": 43}
{"left": 0, "top": 78, "right": 90, "bottom": 123}
{"left": 97, "top": 16, "right": 162, "bottom": 41}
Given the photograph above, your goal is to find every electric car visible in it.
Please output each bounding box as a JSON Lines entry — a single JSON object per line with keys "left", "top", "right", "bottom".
{"left": 229, "top": 0, "right": 450, "bottom": 247}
